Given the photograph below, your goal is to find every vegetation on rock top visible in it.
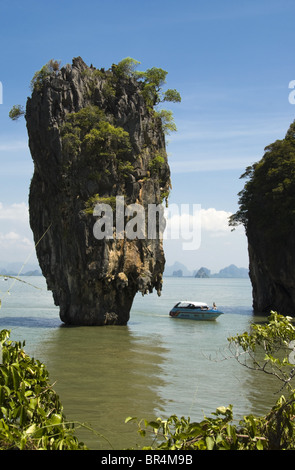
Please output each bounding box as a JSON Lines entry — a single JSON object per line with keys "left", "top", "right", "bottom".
{"left": 229, "top": 120, "right": 295, "bottom": 237}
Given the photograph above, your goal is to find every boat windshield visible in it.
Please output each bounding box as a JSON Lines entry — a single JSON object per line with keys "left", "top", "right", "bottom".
{"left": 173, "top": 301, "right": 208, "bottom": 309}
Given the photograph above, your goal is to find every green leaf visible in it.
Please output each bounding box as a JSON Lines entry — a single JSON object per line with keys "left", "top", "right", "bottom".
{"left": 205, "top": 436, "right": 215, "bottom": 450}
{"left": 125, "top": 416, "right": 136, "bottom": 423}
{"left": 256, "top": 439, "right": 264, "bottom": 450}
{"left": 48, "top": 413, "right": 63, "bottom": 425}
{"left": 216, "top": 406, "right": 227, "bottom": 414}
{"left": 25, "top": 423, "right": 37, "bottom": 435}
{"left": 147, "top": 420, "right": 161, "bottom": 429}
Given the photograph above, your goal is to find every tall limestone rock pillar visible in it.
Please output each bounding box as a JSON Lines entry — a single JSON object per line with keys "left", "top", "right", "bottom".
{"left": 26, "top": 57, "right": 171, "bottom": 325}
{"left": 230, "top": 120, "right": 295, "bottom": 316}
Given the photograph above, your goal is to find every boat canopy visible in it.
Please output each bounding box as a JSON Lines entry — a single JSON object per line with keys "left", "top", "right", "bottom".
{"left": 174, "top": 301, "right": 208, "bottom": 308}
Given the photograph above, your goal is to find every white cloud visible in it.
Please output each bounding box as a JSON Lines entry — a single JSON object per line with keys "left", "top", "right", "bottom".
{"left": 0, "top": 141, "right": 28, "bottom": 152}
{"left": 165, "top": 206, "right": 233, "bottom": 236}
{"left": 163, "top": 205, "right": 247, "bottom": 270}
{"left": 163, "top": 205, "right": 240, "bottom": 252}
{"left": 0, "top": 231, "right": 33, "bottom": 246}
{"left": 1, "top": 231, "right": 20, "bottom": 240}
{"left": 0, "top": 202, "right": 35, "bottom": 262}
{"left": 0, "top": 230, "right": 34, "bottom": 263}
{"left": 0, "top": 202, "right": 29, "bottom": 223}
{"left": 22, "top": 237, "right": 33, "bottom": 246}
{"left": 200, "top": 208, "right": 232, "bottom": 233}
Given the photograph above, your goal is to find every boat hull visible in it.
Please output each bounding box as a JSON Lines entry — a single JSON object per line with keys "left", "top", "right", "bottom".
{"left": 169, "top": 308, "right": 223, "bottom": 321}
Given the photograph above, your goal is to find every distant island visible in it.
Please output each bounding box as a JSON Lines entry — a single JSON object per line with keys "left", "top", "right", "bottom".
{"left": 164, "top": 262, "right": 249, "bottom": 278}
{"left": 1, "top": 261, "right": 249, "bottom": 279}
{"left": 0, "top": 262, "right": 42, "bottom": 276}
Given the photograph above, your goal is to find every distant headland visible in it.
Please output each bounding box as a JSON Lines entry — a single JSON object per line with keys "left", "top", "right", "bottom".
{"left": 0, "top": 262, "right": 42, "bottom": 276}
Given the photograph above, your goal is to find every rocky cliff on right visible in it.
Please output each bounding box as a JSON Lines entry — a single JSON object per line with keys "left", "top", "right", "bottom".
{"left": 230, "top": 120, "right": 295, "bottom": 315}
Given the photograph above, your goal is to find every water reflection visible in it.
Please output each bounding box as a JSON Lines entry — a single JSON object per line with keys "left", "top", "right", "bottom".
{"left": 0, "top": 316, "right": 60, "bottom": 329}
{"left": 38, "top": 325, "right": 169, "bottom": 449}
{"left": 243, "top": 366, "right": 282, "bottom": 418}
{"left": 237, "top": 317, "right": 291, "bottom": 418}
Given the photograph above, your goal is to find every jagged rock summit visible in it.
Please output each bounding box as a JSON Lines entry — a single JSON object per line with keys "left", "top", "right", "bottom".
{"left": 26, "top": 57, "right": 172, "bottom": 325}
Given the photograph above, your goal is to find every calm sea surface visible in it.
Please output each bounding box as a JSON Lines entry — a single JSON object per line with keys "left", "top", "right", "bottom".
{"left": 0, "top": 275, "right": 283, "bottom": 449}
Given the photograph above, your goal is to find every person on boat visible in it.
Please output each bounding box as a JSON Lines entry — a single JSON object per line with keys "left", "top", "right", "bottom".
{"left": 212, "top": 302, "right": 217, "bottom": 310}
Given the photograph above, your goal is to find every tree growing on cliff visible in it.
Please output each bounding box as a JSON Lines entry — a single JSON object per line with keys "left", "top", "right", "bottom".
{"left": 114, "top": 57, "right": 181, "bottom": 131}
{"left": 114, "top": 57, "right": 181, "bottom": 105}
{"left": 229, "top": 120, "right": 295, "bottom": 235}
{"left": 10, "top": 57, "right": 181, "bottom": 134}
{"left": 9, "top": 59, "right": 61, "bottom": 120}
{"left": 30, "top": 59, "right": 61, "bottom": 92}
{"left": 112, "top": 57, "right": 141, "bottom": 77}
{"left": 8, "top": 105, "right": 25, "bottom": 121}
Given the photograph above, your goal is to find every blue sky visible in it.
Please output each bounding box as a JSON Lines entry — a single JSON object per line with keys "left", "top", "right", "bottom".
{"left": 0, "top": 0, "right": 295, "bottom": 271}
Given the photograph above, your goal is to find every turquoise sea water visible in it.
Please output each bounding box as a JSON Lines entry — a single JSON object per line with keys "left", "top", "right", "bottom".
{"left": 0, "top": 276, "right": 282, "bottom": 449}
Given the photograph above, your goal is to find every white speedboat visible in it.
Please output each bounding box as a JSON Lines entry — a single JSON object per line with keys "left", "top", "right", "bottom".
{"left": 169, "top": 301, "right": 223, "bottom": 321}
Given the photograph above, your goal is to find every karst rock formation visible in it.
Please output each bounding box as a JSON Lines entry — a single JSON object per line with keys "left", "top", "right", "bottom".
{"left": 26, "top": 57, "right": 171, "bottom": 325}
{"left": 230, "top": 120, "right": 295, "bottom": 316}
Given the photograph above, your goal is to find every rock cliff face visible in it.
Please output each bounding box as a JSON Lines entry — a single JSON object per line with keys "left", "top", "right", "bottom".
{"left": 230, "top": 120, "right": 295, "bottom": 316}
{"left": 26, "top": 57, "right": 171, "bottom": 325}
{"left": 247, "top": 224, "right": 295, "bottom": 315}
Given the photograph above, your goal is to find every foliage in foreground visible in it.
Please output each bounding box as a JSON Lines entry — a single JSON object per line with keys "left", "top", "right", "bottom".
{"left": 128, "top": 394, "right": 295, "bottom": 450}
{"left": 0, "top": 329, "right": 87, "bottom": 450}
{"left": 127, "top": 312, "right": 295, "bottom": 450}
